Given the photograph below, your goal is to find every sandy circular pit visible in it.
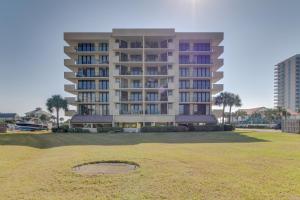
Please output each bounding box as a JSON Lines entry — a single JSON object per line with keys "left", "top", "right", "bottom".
{"left": 72, "top": 161, "right": 139, "bottom": 175}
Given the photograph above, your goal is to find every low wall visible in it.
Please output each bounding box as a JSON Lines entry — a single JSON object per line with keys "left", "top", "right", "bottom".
{"left": 282, "top": 119, "right": 300, "bottom": 133}
{"left": 0, "top": 124, "right": 7, "bottom": 133}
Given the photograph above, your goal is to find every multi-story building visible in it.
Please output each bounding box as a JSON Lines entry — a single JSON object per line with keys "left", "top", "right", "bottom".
{"left": 274, "top": 54, "right": 300, "bottom": 112}
{"left": 64, "top": 29, "right": 224, "bottom": 128}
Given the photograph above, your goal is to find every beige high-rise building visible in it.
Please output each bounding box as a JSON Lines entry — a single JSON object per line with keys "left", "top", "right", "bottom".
{"left": 274, "top": 54, "right": 300, "bottom": 112}
{"left": 64, "top": 29, "right": 224, "bottom": 128}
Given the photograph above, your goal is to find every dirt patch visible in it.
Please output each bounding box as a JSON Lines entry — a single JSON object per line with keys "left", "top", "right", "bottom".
{"left": 72, "top": 161, "right": 139, "bottom": 175}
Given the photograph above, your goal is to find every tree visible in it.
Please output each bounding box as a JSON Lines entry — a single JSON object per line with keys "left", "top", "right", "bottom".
{"left": 235, "top": 110, "right": 248, "bottom": 123}
{"left": 276, "top": 106, "right": 290, "bottom": 120}
{"left": 39, "top": 114, "right": 49, "bottom": 125}
{"left": 228, "top": 94, "right": 242, "bottom": 124}
{"left": 214, "top": 92, "right": 232, "bottom": 124}
{"left": 46, "top": 95, "right": 68, "bottom": 128}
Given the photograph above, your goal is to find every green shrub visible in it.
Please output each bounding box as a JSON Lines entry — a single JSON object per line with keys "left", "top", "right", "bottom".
{"left": 68, "top": 128, "right": 90, "bottom": 133}
{"left": 140, "top": 126, "right": 188, "bottom": 133}
{"left": 97, "top": 127, "right": 122, "bottom": 133}
{"left": 52, "top": 127, "right": 90, "bottom": 133}
{"left": 190, "top": 125, "right": 224, "bottom": 131}
{"left": 223, "top": 124, "right": 235, "bottom": 131}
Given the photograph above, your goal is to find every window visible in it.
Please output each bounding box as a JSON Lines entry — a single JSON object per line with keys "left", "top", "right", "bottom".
{"left": 180, "top": 68, "right": 189, "bottom": 77}
{"left": 132, "top": 80, "right": 142, "bottom": 88}
{"left": 99, "top": 80, "right": 109, "bottom": 89}
{"left": 193, "top": 68, "right": 210, "bottom": 77}
{"left": 193, "top": 43, "right": 210, "bottom": 51}
{"left": 193, "top": 92, "right": 210, "bottom": 102}
{"left": 146, "top": 92, "right": 158, "bottom": 101}
{"left": 77, "top": 68, "right": 95, "bottom": 77}
{"left": 78, "top": 80, "right": 96, "bottom": 90}
{"left": 130, "top": 92, "right": 142, "bottom": 101}
{"left": 99, "top": 68, "right": 109, "bottom": 77}
{"left": 146, "top": 104, "right": 159, "bottom": 114}
{"left": 179, "top": 42, "right": 190, "bottom": 51}
{"left": 99, "top": 43, "right": 108, "bottom": 51}
{"left": 179, "top": 104, "right": 190, "bottom": 115}
{"left": 179, "top": 55, "right": 190, "bottom": 64}
{"left": 130, "top": 104, "right": 142, "bottom": 114}
{"left": 78, "top": 92, "right": 96, "bottom": 102}
{"left": 193, "top": 104, "right": 208, "bottom": 115}
{"left": 179, "top": 80, "right": 190, "bottom": 89}
{"left": 99, "top": 92, "right": 109, "bottom": 102}
{"left": 193, "top": 80, "right": 210, "bottom": 89}
{"left": 180, "top": 92, "right": 190, "bottom": 102}
{"left": 100, "top": 105, "right": 109, "bottom": 115}
{"left": 99, "top": 55, "right": 109, "bottom": 64}
{"left": 194, "top": 55, "right": 211, "bottom": 64}
{"left": 79, "top": 104, "right": 96, "bottom": 115}
{"left": 77, "top": 43, "right": 95, "bottom": 51}
{"left": 77, "top": 55, "right": 95, "bottom": 64}
{"left": 147, "top": 67, "right": 158, "bottom": 75}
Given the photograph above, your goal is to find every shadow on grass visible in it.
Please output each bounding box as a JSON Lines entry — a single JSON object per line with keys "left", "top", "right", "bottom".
{"left": 0, "top": 131, "right": 268, "bottom": 149}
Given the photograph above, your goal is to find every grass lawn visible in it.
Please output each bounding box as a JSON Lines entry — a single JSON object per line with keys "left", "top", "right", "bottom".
{"left": 0, "top": 130, "right": 300, "bottom": 200}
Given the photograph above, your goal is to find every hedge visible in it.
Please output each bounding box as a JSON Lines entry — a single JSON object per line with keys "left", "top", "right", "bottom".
{"left": 97, "top": 127, "right": 123, "bottom": 133}
{"left": 52, "top": 127, "right": 90, "bottom": 133}
{"left": 141, "top": 124, "right": 235, "bottom": 133}
{"left": 141, "top": 126, "right": 188, "bottom": 132}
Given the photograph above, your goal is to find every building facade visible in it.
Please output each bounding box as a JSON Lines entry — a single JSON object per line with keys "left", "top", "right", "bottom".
{"left": 64, "top": 29, "right": 224, "bottom": 128}
{"left": 274, "top": 54, "right": 300, "bottom": 112}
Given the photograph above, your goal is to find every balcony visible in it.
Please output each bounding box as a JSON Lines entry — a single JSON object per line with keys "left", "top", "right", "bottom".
{"left": 119, "top": 84, "right": 143, "bottom": 89}
{"left": 119, "top": 70, "right": 143, "bottom": 76}
{"left": 119, "top": 57, "right": 143, "bottom": 63}
{"left": 212, "top": 71, "right": 224, "bottom": 82}
{"left": 212, "top": 59, "right": 224, "bottom": 71}
{"left": 179, "top": 58, "right": 212, "bottom": 65}
{"left": 64, "top": 84, "right": 76, "bottom": 94}
{"left": 120, "top": 110, "right": 143, "bottom": 115}
{"left": 65, "top": 97, "right": 76, "bottom": 105}
{"left": 76, "top": 59, "right": 109, "bottom": 65}
{"left": 65, "top": 110, "right": 77, "bottom": 117}
{"left": 212, "top": 84, "right": 224, "bottom": 94}
{"left": 64, "top": 72, "right": 76, "bottom": 83}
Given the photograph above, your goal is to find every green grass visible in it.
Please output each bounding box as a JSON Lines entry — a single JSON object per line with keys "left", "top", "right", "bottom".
{"left": 0, "top": 131, "right": 300, "bottom": 200}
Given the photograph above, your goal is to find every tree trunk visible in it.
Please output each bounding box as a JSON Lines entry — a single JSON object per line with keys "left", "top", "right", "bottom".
{"left": 56, "top": 108, "right": 59, "bottom": 128}
{"left": 222, "top": 105, "right": 225, "bottom": 125}
{"left": 228, "top": 106, "right": 232, "bottom": 124}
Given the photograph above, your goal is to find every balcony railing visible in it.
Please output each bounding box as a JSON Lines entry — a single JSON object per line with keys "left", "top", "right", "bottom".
{"left": 120, "top": 71, "right": 143, "bottom": 75}
{"left": 179, "top": 60, "right": 212, "bottom": 65}
{"left": 146, "top": 71, "right": 168, "bottom": 75}
{"left": 120, "top": 110, "right": 143, "bottom": 115}
{"left": 76, "top": 74, "right": 109, "bottom": 78}
{"left": 76, "top": 47, "right": 109, "bottom": 52}
{"left": 119, "top": 58, "right": 143, "bottom": 62}
{"left": 120, "top": 84, "right": 143, "bottom": 89}
{"left": 145, "top": 83, "right": 168, "bottom": 88}
{"left": 76, "top": 59, "right": 109, "bottom": 65}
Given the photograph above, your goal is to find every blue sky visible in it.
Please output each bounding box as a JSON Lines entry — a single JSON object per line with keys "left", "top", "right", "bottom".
{"left": 0, "top": 0, "right": 300, "bottom": 115}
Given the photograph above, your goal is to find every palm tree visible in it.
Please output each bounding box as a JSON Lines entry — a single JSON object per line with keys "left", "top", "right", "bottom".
{"left": 214, "top": 92, "right": 232, "bottom": 124}
{"left": 235, "top": 110, "right": 247, "bottom": 123}
{"left": 46, "top": 95, "right": 68, "bottom": 128}
{"left": 276, "top": 106, "right": 290, "bottom": 120}
{"left": 228, "top": 94, "right": 242, "bottom": 124}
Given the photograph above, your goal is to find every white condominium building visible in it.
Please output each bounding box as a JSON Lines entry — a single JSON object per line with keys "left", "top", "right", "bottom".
{"left": 64, "top": 29, "right": 224, "bottom": 128}
{"left": 274, "top": 54, "right": 300, "bottom": 112}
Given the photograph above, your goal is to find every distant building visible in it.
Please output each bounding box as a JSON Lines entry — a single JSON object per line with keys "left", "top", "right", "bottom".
{"left": 0, "top": 113, "right": 19, "bottom": 121}
{"left": 64, "top": 29, "right": 224, "bottom": 128}
{"left": 237, "top": 107, "right": 267, "bottom": 116}
{"left": 274, "top": 54, "right": 300, "bottom": 112}
{"left": 25, "top": 107, "right": 52, "bottom": 119}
